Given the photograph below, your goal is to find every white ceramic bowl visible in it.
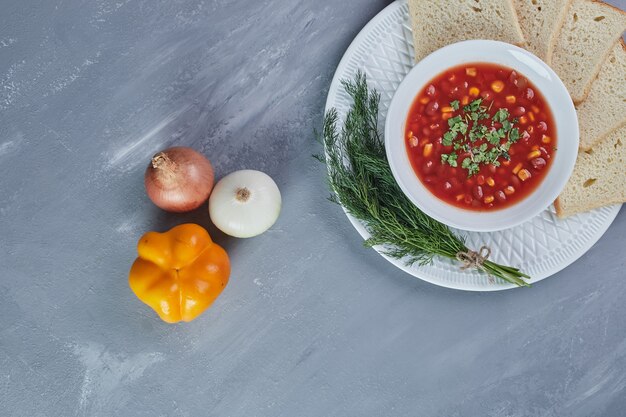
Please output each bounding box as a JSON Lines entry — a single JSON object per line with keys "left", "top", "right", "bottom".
{"left": 385, "top": 40, "right": 578, "bottom": 232}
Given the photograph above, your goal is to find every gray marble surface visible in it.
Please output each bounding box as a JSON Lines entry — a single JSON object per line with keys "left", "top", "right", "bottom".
{"left": 1, "top": 1, "right": 625, "bottom": 416}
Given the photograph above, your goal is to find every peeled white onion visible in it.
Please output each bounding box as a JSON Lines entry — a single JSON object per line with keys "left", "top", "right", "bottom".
{"left": 209, "top": 170, "right": 281, "bottom": 238}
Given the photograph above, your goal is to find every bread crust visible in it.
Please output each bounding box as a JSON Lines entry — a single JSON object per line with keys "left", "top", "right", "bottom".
{"left": 409, "top": 0, "right": 527, "bottom": 62}
{"left": 570, "top": 0, "right": 626, "bottom": 104}
{"left": 578, "top": 38, "right": 626, "bottom": 150}
{"left": 545, "top": 0, "right": 575, "bottom": 65}
{"left": 556, "top": 126, "right": 626, "bottom": 218}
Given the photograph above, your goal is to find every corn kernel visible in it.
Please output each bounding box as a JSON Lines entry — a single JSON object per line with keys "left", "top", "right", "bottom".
{"left": 505, "top": 95, "right": 516, "bottom": 104}
{"left": 441, "top": 106, "right": 454, "bottom": 113}
{"left": 484, "top": 196, "right": 494, "bottom": 204}
{"left": 456, "top": 194, "right": 465, "bottom": 202}
{"left": 469, "top": 87, "right": 480, "bottom": 97}
{"left": 407, "top": 131, "right": 413, "bottom": 138}
{"left": 512, "top": 162, "right": 523, "bottom": 174}
{"left": 419, "top": 97, "right": 429, "bottom": 104}
{"left": 527, "top": 150, "right": 542, "bottom": 160}
{"left": 442, "top": 113, "right": 453, "bottom": 120}
{"left": 465, "top": 67, "right": 477, "bottom": 77}
{"left": 518, "top": 168, "right": 532, "bottom": 181}
{"left": 491, "top": 80, "right": 505, "bottom": 93}
{"left": 519, "top": 116, "right": 528, "bottom": 124}
{"left": 461, "top": 96, "right": 469, "bottom": 105}
{"left": 504, "top": 186, "right": 515, "bottom": 195}
{"left": 531, "top": 105, "right": 540, "bottom": 113}
{"left": 541, "top": 135, "right": 551, "bottom": 144}
{"left": 527, "top": 126, "right": 534, "bottom": 134}
{"left": 502, "top": 160, "right": 511, "bottom": 166}
{"left": 517, "top": 168, "right": 532, "bottom": 181}
{"left": 423, "top": 143, "right": 433, "bottom": 157}
{"left": 531, "top": 145, "right": 539, "bottom": 151}
{"left": 528, "top": 112, "right": 535, "bottom": 122}
{"left": 409, "top": 136, "right": 419, "bottom": 147}
{"left": 486, "top": 177, "right": 495, "bottom": 187}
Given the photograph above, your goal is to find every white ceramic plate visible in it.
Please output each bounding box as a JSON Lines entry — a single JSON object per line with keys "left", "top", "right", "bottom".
{"left": 385, "top": 40, "right": 579, "bottom": 232}
{"left": 324, "top": 0, "right": 622, "bottom": 291}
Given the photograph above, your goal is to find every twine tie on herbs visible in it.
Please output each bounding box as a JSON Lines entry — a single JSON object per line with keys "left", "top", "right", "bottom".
{"left": 456, "top": 246, "right": 491, "bottom": 270}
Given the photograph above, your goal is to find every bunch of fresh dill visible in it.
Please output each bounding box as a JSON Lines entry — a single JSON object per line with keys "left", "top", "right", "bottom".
{"left": 318, "top": 72, "right": 530, "bottom": 287}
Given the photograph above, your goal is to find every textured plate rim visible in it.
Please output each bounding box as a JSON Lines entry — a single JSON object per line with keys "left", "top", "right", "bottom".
{"left": 323, "top": 0, "right": 622, "bottom": 291}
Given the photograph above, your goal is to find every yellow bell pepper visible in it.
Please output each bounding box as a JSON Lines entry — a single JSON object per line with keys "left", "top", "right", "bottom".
{"left": 129, "top": 223, "right": 230, "bottom": 323}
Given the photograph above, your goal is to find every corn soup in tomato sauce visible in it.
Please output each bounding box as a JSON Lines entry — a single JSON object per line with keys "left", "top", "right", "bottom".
{"left": 405, "top": 63, "right": 556, "bottom": 211}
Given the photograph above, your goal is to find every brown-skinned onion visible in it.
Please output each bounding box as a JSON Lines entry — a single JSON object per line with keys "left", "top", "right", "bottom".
{"left": 144, "top": 146, "right": 214, "bottom": 213}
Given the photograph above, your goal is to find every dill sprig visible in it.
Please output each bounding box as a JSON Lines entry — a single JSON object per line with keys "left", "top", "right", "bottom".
{"left": 318, "top": 72, "right": 530, "bottom": 287}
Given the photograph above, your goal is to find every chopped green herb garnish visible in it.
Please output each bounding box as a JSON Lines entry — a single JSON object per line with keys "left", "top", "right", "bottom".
{"left": 485, "top": 130, "right": 501, "bottom": 145}
{"left": 447, "top": 115, "right": 462, "bottom": 128}
{"left": 440, "top": 151, "right": 458, "bottom": 167}
{"left": 443, "top": 131, "right": 456, "bottom": 146}
{"left": 463, "top": 98, "right": 483, "bottom": 112}
{"left": 493, "top": 108, "right": 509, "bottom": 123}
{"left": 440, "top": 98, "right": 523, "bottom": 177}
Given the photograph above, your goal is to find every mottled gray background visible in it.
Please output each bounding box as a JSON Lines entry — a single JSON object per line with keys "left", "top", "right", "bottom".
{"left": 1, "top": 0, "right": 625, "bottom": 416}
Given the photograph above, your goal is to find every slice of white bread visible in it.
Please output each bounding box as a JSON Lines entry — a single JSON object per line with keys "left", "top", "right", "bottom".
{"left": 555, "top": 125, "right": 625, "bottom": 217}
{"left": 576, "top": 40, "right": 626, "bottom": 150}
{"left": 551, "top": 0, "right": 626, "bottom": 104}
{"left": 408, "top": 0, "right": 525, "bottom": 63}
{"left": 513, "top": 0, "right": 573, "bottom": 64}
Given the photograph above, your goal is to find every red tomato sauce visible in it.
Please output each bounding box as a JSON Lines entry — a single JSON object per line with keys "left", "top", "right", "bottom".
{"left": 405, "top": 63, "right": 556, "bottom": 211}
